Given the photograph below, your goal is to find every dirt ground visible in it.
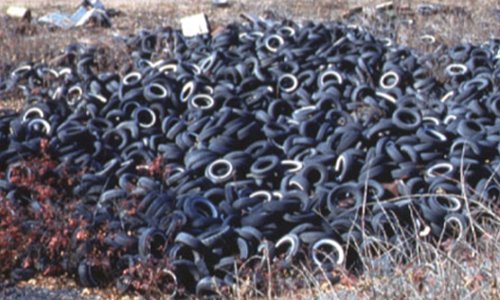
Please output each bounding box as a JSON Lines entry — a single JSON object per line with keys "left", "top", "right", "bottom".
{"left": 0, "top": 1, "right": 500, "bottom": 299}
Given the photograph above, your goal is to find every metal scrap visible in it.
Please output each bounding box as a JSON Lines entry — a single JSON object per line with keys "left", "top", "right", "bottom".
{"left": 38, "top": 0, "right": 110, "bottom": 29}
{"left": 212, "top": 0, "right": 229, "bottom": 8}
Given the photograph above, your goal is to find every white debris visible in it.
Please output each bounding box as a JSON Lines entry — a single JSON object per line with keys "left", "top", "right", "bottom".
{"left": 181, "top": 14, "right": 210, "bottom": 37}
{"left": 6, "top": 6, "right": 31, "bottom": 20}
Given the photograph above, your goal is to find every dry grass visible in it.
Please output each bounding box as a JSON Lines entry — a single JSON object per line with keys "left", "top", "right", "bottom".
{"left": 220, "top": 188, "right": 500, "bottom": 299}
{"left": 1, "top": 0, "right": 499, "bottom": 64}
{"left": 8, "top": 218, "right": 500, "bottom": 299}
{"left": 1, "top": 0, "right": 499, "bottom": 110}
{"left": 1, "top": 0, "right": 499, "bottom": 84}
{"left": 0, "top": 0, "right": 499, "bottom": 299}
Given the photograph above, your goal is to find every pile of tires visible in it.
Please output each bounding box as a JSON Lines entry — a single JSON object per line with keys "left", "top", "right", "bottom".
{"left": 0, "top": 17, "right": 499, "bottom": 296}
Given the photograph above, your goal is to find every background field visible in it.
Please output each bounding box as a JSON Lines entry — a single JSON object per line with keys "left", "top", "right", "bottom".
{"left": 2, "top": 0, "right": 500, "bottom": 70}
{"left": 0, "top": 1, "right": 499, "bottom": 299}
{"left": 1, "top": 0, "right": 500, "bottom": 108}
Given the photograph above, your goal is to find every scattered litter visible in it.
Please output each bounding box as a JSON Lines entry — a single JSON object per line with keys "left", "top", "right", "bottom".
{"left": 84, "top": 0, "right": 106, "bottom": 10}
{"left": 181, "top": 13, "right": 210, "bottom": 37}
{"left": 38, "top": 13, "right": 74, "bottom": 29}
{"left": 73, "top": 7, "right": 110, "bottom": 27}
{"left": 416, "top": 4, "right": 441, "bottom": 16}
{"left": 342, "top": 6, "right": 363, "bottom": 19}
{"left": 375, "top": 1, "right": 394, "bottom": 12}
{"left": 416, "top": 3, "right": 467, "bottom": 16}
{"left": 212, "top": 0, "right": 230, "bottom": 8}
{"left": 6, "top": 6, "right": 31, "bottom": 21}
{"left": 38, "top": 0, "right": 111, "bottom": 29}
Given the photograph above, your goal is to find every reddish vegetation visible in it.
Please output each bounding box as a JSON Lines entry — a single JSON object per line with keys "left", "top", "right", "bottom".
{"left": 0, "top": 155, "right": 76, "bottom": 277}
{"left": 120, "top": 257, "right": 178, "bottom": 297}
{"left": 138, "top": 155, "right": 165, "bottom": 178}
{"left": 0, "top": 1, "right": 499, "bottom": 297}
{"left": 0, "top": 141, "right": 335, "bottom": 296}
{"left": 0, "top": 139, "right": 83, "bottom": 276}
{"left": 0, "top": 139, "right": 174, "bottom": 294}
